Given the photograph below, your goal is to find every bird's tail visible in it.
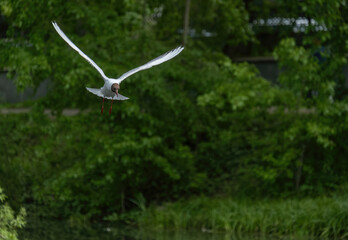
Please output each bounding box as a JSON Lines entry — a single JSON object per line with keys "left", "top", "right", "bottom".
{"left": 86, "top": 87, "right": 129, "bottom": 100}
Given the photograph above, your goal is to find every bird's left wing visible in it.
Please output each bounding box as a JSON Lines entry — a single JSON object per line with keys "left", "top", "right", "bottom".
{"left": 52, "top": 21, "right": 108, "bottom": 81}
{"left": 117, "top": 46, "right": 184, "bottom": 83}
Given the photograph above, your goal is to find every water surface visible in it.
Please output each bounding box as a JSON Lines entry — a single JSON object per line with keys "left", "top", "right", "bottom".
{"left": 20, "top": 220, "right": 307, "bottom": 240}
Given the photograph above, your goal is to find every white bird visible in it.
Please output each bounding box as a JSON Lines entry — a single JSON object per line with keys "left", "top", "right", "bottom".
{"left": 52, "top": 21, "right": 184, "bottom": 114}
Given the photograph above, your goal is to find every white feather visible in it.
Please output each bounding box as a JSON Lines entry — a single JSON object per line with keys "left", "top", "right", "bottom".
{"left": 86, "top": 87, "right": 129, "bottom": 100}
{"left": 117, "top": 46, "right": 184, "bottom": 83}
{"left": 52, "top": 21, "right": 108, "bottom": 81}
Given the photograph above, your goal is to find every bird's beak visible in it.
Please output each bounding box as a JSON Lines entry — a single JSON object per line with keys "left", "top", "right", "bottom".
{"left": 116, "top": 89, "right": 119, "bottom": 97}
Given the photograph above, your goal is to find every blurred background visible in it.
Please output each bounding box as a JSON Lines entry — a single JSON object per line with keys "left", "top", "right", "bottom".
{"left": 0, "top": 0, "right": 348, "bottom": 239}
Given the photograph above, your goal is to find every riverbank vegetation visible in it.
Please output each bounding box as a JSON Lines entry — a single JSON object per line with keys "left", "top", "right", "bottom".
{"left": 0, "top": 0, "right": 348, "bottom": 238}
{"left": 135, "top": 196, "right": 348, "bottom": 238}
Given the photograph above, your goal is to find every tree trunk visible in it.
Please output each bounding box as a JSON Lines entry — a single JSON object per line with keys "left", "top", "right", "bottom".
{"left": 183, "top": 0, "right": 191, "bottom": 46}
{"left": 295, "top": 145, "right": 305, "bottom": 192}
{"left": 121, "top": 190, "right": 125, "bottom": 213}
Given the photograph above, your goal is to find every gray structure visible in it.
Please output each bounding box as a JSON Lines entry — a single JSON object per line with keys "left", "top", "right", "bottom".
{"left": 0, "top": 71, "right": 50, "bottom": 103}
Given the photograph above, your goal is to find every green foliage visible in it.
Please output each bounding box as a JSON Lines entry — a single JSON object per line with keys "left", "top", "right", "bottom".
{"left": 0, "top": 187, "right": 26, "bottom": 240}
{"left": 149, "top": 0, "right": 253, "bottom": 48}
{"left": 274, "top": 38, "right": 348, "bottom": 191}
{"left": 0, "top": 109, "right": 203, "bottom": 218}
{"left": 138, "top": 196, "right": 348, "bottom": 238}
{"left": 196, "top": 60, "right": 293, "bottom": 194}
{"left": 0, "top": 0, "right": 348, "bottom": 230}
{"left": 0, "top": 46, "right": 223, "bottom": 217}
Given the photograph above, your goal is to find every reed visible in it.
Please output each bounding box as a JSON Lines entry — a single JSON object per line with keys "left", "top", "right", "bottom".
{"left": 137, "top": 196, "right": 348, "bottom": 238}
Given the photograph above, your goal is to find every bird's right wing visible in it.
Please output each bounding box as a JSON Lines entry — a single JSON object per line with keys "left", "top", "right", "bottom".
{"left": 117, "top": 46, "right": 184, "bottom": 83}
{"left": 52, "top": 21, "right": 108, "bottom": 81}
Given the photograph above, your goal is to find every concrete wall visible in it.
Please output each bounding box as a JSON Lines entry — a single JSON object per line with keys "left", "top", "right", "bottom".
{"left": 0, "top": 71, "right": 49, "bottom": 103}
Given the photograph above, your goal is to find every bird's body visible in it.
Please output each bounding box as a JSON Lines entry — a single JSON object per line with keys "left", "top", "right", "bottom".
{"left": 86, "top": 83, "right": 127, "bottom": 100}
{"left": 51, "top": 21, "right": 184, "bottom": 113}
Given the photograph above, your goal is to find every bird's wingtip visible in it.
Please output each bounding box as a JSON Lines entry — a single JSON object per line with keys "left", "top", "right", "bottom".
{"left": 178, "top": 46, "right": 185, "bottom": 52}
{"left": 51, "top": 21, "right": 58, "bottom": 28}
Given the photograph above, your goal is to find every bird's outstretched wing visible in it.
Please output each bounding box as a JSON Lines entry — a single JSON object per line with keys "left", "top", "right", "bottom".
{"left": 52, "top": 21, "right": 108, "bottom": 81}
{"left": 117, "top": 46, "right": 184, "bottom": 83}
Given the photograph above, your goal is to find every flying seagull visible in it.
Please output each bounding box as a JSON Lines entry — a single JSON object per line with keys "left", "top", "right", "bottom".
{"left": 52, "top": 21, "right": 184, "bottom": 114}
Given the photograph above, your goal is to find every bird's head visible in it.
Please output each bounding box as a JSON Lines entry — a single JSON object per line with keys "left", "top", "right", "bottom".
{"left": 111, "top": 83, "right": 120, "bottom": 97}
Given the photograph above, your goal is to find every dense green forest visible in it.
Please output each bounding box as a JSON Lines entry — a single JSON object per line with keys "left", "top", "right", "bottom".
{"left": 0, "top": 0, "right": 348, "bottom": 237}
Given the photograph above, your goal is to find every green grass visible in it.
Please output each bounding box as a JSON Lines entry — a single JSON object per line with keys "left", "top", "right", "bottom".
{"left": 136, "top": 196, "right": 348, "bottom": 238}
